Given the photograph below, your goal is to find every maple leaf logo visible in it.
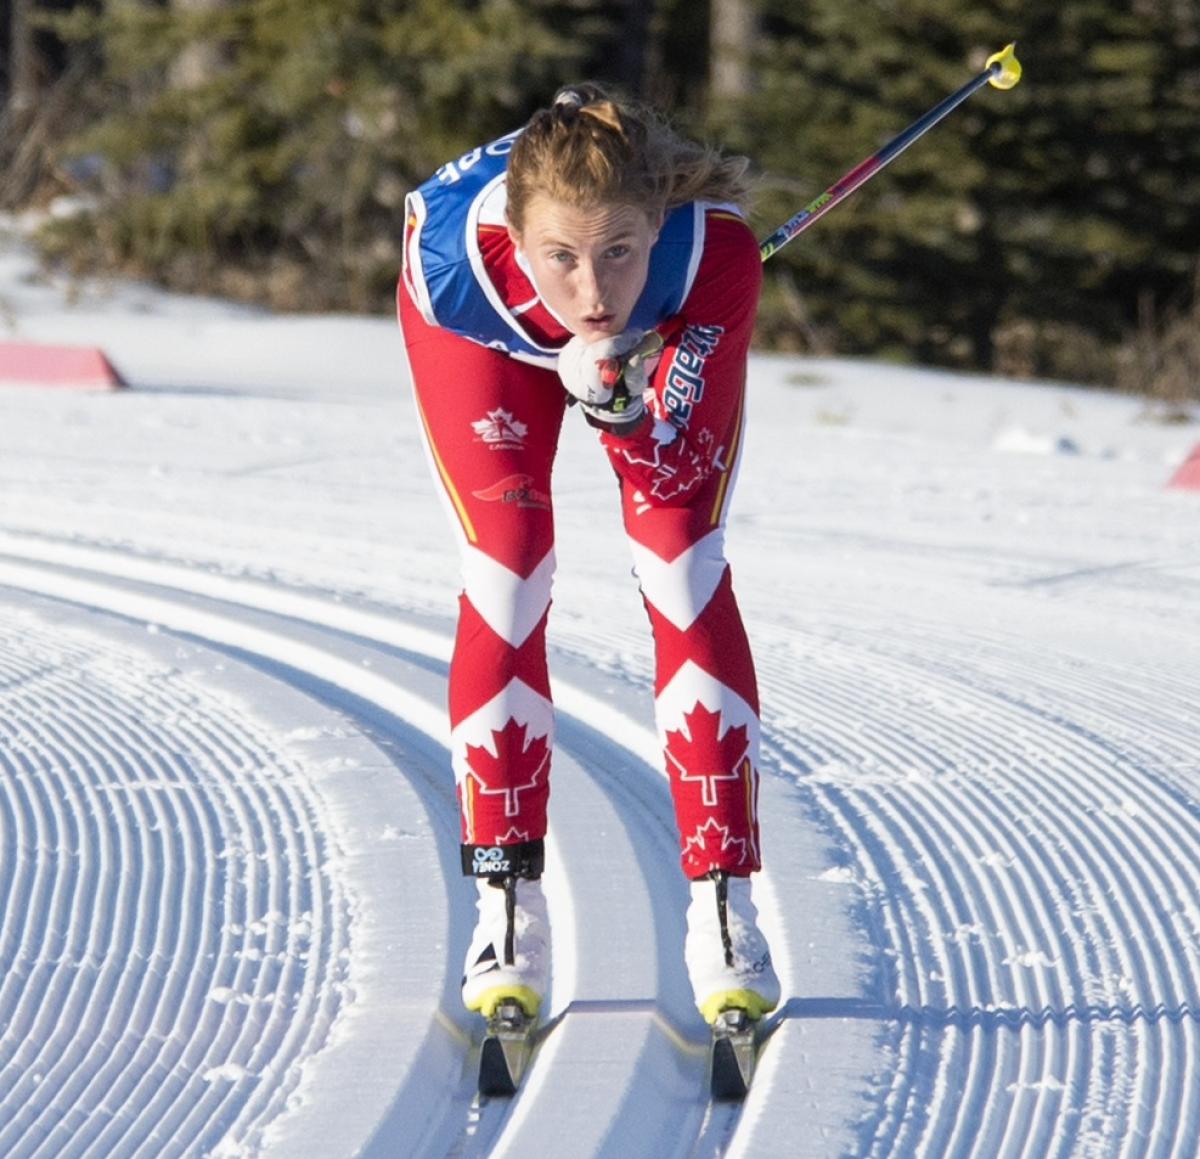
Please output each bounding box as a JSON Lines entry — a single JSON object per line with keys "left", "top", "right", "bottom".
{"left": 683, "top": 818, "right": 749, "bottom": 870}
{"left": 471, "top": 408, "right": 529, "bottom": 450}
{"left": 665, "top": 702, "right": 751, "bottom": 806}
{"left": 494, "top": 825, "right": 532, "bottom": 844}
{"left": 464, "top": 718, "right": 549, "bottom": 818}
{"left": 617, "top": 426, "right": 722, "bottom": 503}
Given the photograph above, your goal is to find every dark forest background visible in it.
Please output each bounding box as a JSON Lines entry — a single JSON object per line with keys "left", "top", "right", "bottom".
{"left": 2, "top": 0, "right": 1197, "bottom": 402}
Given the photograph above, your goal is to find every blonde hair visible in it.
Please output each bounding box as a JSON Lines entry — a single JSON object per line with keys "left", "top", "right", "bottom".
{"left": 505, "top": 83, "right": 753, "bottom": 233}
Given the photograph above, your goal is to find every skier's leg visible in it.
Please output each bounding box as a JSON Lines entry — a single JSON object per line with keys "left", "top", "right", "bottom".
{"left": 619, "top": 399, "right": 762, "bottom": 880}
{"left": 400, "top": 295, "right": 564, "bottom": 858}
{"left": 619, "top": 395, "right": 780, "bottom": 1020}
{"left": 400, "top": 292, "right": 562, "bottom": 1013}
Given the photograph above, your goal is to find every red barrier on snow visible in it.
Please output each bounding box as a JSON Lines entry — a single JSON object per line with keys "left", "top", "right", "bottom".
{"left": 1167, "top": 443, "right": 1200, "bottom": 491}
{"left": 0, "top": 341, "right": 125, "bottom": 390}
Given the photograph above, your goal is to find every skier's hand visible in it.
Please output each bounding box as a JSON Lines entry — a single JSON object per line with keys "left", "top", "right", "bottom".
{"left": 557, "top": 330, "right": 659, "bottom": 433}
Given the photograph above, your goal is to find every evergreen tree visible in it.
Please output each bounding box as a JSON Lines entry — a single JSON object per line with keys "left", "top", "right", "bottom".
{"left": 2, "top": 0, "right": 85, "bottom": 206}
{"left": 27, "top": 0, "right": 1200, "bottom": 393}
{"left": 994, "top": 0, "right": 1200, "bottom": 383}
{"left": 741, "top": 0, "right": 1200, "bottom": 385}
{"left": 45, "top": 0, "right": 615, "bottom": 309}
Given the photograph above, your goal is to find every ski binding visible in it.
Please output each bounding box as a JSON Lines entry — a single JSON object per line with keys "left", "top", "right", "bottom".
{"left": 478, "top": 1000, "right": 536, "bottom": 1096}
{"left": 709, "top": 1007, "right": 758, "bottom": 1100}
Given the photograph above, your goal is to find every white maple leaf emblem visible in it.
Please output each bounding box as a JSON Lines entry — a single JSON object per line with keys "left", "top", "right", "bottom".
{"left": 471, "top": 408, "right": 528, "bottom": 448}
{"left": 684, "top": 817, "right": 749, "bottom": 866}
{"left": 494, "top": 825, "right": 532, "bottom": 844}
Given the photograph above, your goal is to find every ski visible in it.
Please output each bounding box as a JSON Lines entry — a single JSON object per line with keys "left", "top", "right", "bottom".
{"left": 709, "top": 1008, "right": 758, "bottom": 1100}
{"left": 478, "top": 1000, "right": 537, "bottom": 1097}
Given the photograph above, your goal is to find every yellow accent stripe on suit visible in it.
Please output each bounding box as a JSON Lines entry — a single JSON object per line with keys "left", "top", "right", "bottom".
{"left": 415, "top": 391, "right": 478, "bottom": 544}
{"left": 463, "top": 775, "right": 477, "bottom": 844}
{"left": 710, "top": 390, "right": 746, "bottom": 527}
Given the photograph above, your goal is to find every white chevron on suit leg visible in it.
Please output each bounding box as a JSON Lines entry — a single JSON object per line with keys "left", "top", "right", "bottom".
{"left": 460, "top": 544, "right": 555, "bottom": 648}
{"left": 627, "top": 529, "right": 727, "bottom": 632}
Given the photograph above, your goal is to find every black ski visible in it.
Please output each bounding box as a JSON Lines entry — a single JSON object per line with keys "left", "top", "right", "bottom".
{"left": 709, "top": 1008, "right": 758, "bottom": 1100}
{"left": 478, "top": 1000, "right": 537, "bottom": 1096}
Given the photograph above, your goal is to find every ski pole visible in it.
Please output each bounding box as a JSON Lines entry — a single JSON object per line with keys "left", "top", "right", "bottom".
{"left": 604, "top": 45, "right": 1021, "bottom": 402}
{"left": 757, "top": 43, "right": 1022, "bottom": 262}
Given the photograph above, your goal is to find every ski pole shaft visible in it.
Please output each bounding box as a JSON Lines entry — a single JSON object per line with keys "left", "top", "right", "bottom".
{"left": 758, "top": 43, "right": 1022, "bottom": 262}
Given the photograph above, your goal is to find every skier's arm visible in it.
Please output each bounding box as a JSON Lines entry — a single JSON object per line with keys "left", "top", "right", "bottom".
{"left": 596, "top": 213, "right": 763, "bottom": 507}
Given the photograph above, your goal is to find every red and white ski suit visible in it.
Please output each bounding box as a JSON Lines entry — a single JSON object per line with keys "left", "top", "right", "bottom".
{"left": 399, "top": 191, "right": 764, "bottom": 880}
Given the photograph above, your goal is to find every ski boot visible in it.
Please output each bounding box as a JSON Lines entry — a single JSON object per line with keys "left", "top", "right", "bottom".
{"left": 685, "top": 870, "right": 780, "bottom": 1099}
{"left": 461, "top": 842, "right": 549, "bottom": 1096}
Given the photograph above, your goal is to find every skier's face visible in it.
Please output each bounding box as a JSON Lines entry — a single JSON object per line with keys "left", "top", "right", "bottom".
{"left": 509, "top": 197, "right": 662, "bottom": 342}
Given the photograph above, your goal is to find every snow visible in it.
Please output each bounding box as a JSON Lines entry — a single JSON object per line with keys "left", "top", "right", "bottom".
{"left": 2, "top": 225, "right": 1200, "bottom": 1157}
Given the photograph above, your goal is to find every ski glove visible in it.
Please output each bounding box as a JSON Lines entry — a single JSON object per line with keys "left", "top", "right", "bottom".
{"left": 557, "top": 330, "right": 661, "bottom": 434}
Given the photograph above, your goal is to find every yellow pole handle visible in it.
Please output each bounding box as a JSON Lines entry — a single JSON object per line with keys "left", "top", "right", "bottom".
{"left": 986, "top": 43, "right": 1022, "bottom": 91}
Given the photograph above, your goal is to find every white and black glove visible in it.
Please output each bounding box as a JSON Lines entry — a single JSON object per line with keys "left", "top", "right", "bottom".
{"left": 557, "top": 330, "right": 661, "bottom": 434}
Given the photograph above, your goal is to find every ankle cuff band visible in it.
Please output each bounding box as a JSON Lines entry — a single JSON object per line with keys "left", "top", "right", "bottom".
{"left": 461, "top": 839, "right": 545, "bottom": 879}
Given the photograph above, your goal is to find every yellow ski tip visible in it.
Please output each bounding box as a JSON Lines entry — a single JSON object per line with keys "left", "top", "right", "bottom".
{"left": 467, "top": 985, "right": 542, "bottom": 1020}
{"left": 986, "top": 43, "right": 1022, "bottom": 90}
{"left": 699, "top": 989, "right": 777, "bottom": 1026}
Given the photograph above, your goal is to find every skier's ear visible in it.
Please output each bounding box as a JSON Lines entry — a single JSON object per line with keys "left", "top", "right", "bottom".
{"left": 506, "top": 212, "right": 524, "bottom": 254}
{"left": 648, "top": 208, "right": 664, "bottom": 244}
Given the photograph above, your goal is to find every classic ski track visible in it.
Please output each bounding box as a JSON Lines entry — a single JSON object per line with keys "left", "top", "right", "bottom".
{"left": 6, "top": 533, "right": 1200, "bottom": 1158}
{"left": 913, "top": 641, "right": 1200, "bottom": 1159}
{"left": 0, "top": 602, "right": 348, "bottom": 1158}
{"left": 0, "top": 540, "right": 741, "bottom": 1159}
{"left": 747, "top": 600, "right": 1200, "bottom": 1159}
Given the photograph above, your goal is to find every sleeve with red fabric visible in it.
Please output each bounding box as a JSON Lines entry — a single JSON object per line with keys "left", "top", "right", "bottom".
{"left": 597, "top": 212, "right": 763, "bottom": 506}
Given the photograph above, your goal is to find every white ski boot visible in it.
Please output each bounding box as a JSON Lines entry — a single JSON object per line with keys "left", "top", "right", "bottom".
{"left": 685, "top": 870, "right": 780, "bottom": 1024}
{"left": 462, "top": 875, "right": 550, "bottom": 1019}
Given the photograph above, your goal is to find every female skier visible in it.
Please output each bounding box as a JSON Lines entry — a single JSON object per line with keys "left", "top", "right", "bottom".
{"left": 397, "top": 83, "right": 781, "bottom": 1030}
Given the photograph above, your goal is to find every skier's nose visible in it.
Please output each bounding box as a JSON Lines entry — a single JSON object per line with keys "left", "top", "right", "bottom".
{"left": 576, "top": 261, "right": 607, "bottom": 309}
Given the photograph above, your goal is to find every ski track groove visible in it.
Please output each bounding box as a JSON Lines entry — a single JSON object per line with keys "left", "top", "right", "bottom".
{"left": 875, "top": 726, "right": 1099, "bottom": 1156}
{"left": 789, "top": 671, "right": 1054, "bottom": 1156}
{"left": 0, "top": 545, "right": 727, "bottom": 1159}
{"left": 0, "top": 603, "right": 351, "bottom": 1159}
{"left": 3, "top": 537, "right": 1200, "bottom": 1156}
{"left": 12, "top": 708, "right": 148, "bottom": 1157}
{"left": 751, "top": 605, "right": 1200, "bottom": 1159}
{"left": 32, "top": 710, "right": 167, "bottom": 1158}
{"left": 427, "top": 584, "right": 1200, "bottom": 1159}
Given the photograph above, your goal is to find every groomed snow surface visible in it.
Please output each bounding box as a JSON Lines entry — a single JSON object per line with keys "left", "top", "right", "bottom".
{"left": 2, "top": 233, "right": 1199, "bottom": 1157}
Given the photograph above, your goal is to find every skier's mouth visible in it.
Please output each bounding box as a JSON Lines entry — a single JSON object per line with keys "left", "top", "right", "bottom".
{"left": 581, "top": 313, "right": 616, "bottom": 333}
